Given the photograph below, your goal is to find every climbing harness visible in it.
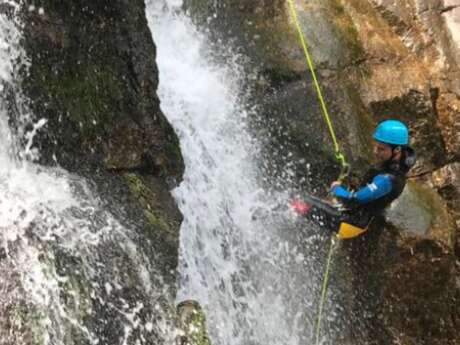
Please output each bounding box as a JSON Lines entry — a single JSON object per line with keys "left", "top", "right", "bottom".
{"left": 286, "top": 0, "right": 349, "bottom": 182}
{"left": 338, "top": 220, "right": 368, "bottom": 239}
{"left": 339, "top": 214, "right": 375, "bottom": 239}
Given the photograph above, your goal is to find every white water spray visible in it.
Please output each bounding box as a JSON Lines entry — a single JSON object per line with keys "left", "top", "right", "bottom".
{"left": 148, "top": 1, "right": 328, "bottom": 344}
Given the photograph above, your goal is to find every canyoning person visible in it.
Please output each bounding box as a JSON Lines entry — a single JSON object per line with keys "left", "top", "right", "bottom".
{"left": 291, "top": 119, "right": 416, "bottom": 344}
{"left": 290, "top": 119, "right": 416, "bottom": 238}
{"left": 332, "top": 118, "right": 416, "bottom": 230}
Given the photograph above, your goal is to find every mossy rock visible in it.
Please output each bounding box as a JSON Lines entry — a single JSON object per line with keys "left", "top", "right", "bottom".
{"left": 122, "top": 172, "right": 180, "bottom": 272}
{"left": 22, "top": 0, "right": 184, "bottom": 178}
{"left": 177, "top": 300, "right": 212, "bottom": 345}
{"left": 123, "top": 172, "right": 176, "bottom": 236}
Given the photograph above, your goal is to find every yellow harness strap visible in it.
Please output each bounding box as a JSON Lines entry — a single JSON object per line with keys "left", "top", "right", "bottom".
{"left": 337, "top": 222, "right": 367, "bottom": 239}
{"left": 337, "top": 216, "right": 375, "bottom": 239}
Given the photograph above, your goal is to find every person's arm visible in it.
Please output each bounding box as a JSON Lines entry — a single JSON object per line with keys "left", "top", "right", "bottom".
{"left": 331, "top": 174, "right": 393, "bottom": 204}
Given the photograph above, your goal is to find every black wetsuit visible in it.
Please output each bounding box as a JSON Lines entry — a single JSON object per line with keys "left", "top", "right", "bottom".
{"left": 301, "top": 147, "right": 415, "bottom": 233}
{"left": 344, "top": 159, "right": 409, "bottom": 227}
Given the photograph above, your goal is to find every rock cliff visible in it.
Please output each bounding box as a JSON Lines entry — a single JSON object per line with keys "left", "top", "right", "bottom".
{"left": 22, "top": 0, "right": 183, "bottom": 276}
{"left": 0, "top": 1, "right": 184, "bottom": 343}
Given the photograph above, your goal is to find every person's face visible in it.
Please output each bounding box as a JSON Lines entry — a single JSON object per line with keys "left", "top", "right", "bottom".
{"left": 373, "top": 140, "right": 394, "bottom": 163}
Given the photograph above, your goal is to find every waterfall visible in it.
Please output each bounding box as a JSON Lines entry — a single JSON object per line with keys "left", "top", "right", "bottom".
{"left": 0, "top": 4, "right": 175, "bottom": 344}
{"left": 148, "top": 1, "right": 331, "bottom": 344}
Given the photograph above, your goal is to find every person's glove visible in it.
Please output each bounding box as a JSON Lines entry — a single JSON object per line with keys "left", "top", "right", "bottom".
{"left": 289, "top": 198, "right": 311, "bottom": 215}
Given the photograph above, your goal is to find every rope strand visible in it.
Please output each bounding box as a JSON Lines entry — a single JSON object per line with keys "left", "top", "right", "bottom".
{"left": 314, "top": 236, "right": 339, "bottom": 345}
{"left": 285, "top": 2, "right": 349, "bottom": 344}
{"left": 286, "top": 0, "right": 348, "bottom": 177}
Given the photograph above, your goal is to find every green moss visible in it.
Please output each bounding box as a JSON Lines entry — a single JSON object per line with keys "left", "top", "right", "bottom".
{"left": 145, "top": 210, "right": 171, "bottom": 233}
{"left": 188, "top": 309, "right": 211, "bottom": 345}
{"left": 327, "top": 0, "right": 346, "bottom": 14}
{"left": 164, "top": 141, "right": 183, "bottom": 169}
{"left": 342, "top": 24, "right": 365, "bottom": 60}
{"left": 13, "top": 303, "right": 46, "bottom": 345}
{"left": 36, "top": 62, "right": 122, "bottom": 139}
{"left": 123, "top": 173, "right": 173, "bottom": 234}
{"left": 178, "top": 301, "right": 212, "bottom": 345}
{"left": 124, "top": 173, "right": 150, "bottom": 200}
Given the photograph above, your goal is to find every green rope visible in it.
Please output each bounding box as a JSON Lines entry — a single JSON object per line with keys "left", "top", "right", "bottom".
{"left": 314, "top": 235, "right": 339, "bottom": 345}
{"left": 285, "top": 1, "right": 348, "bottom": 343}
{"left": 286, "top": 0, "right": 348, "bottom": 177}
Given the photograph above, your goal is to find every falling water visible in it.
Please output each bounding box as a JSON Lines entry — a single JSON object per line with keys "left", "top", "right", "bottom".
{"left": 0, "top": 3, "right": 175, "bottom": 344}
{"left": 148, "top": 1, "right": 333, "bottom": 344}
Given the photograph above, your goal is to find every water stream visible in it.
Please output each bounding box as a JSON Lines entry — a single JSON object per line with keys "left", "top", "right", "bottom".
{"left": 148, "top": 1, "right": 333, "bottom": 344}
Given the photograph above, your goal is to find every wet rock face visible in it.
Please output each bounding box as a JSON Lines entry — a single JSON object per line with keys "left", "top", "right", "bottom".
{"left": 184, "top": 0, "right": 372, "bottom": 191}
{"left": 369, "top": 0, "right": 460, "bottom": 156}
{"left": 22, "top": 0, "right": 183, "bottom": 179}
{"left": 12, "top": 1, "right": 185, "bottom": 343}
{"left": 379, "top": 237, "right": 460, "bottom": 345}
{"left": 436, "top": 92, "right": 460, "bottom": 159}
{"left": 20, "top": 0, "right": 184, "bottom": 289}
{"left": 186, "top": 1, "right": 455, "bottom": 186}
{"left": 431, "top": 162, "right": 460, "bottom": 255}
{"left": 0, "top": 261, "right": 38, "bottom": 345}
{"left": 18, "top": 0, "right": 184, "bottom": 284}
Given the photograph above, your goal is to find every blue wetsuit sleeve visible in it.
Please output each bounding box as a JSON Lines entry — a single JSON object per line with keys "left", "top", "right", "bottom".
{"left": 352, "top": 174, "right": 393, "bottom": 203}
{"left": 331, "top": 185, "right": 353, "bottom": 199}
{"left": 332, "top": 174, "right": 393, "bottom": 204}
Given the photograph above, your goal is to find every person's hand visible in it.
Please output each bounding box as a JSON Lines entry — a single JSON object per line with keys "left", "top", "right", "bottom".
{"left": 330, "top": 181, "right": 341, "bottom": 190}
{"left": 289, "top": 198, "right": 311, "bottom": 215}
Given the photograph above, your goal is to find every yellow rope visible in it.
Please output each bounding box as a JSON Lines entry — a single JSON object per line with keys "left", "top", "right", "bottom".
{"left": 285, "top": 2, "right": 349, "bottom": 342}
{"left": 286, "top": 0, "right": 348, "bottom": 176}
{"left": 314, "top": 235, "right": 339, "bottom": 345}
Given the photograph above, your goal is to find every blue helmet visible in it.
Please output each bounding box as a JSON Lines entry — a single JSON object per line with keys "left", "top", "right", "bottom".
{"left": 373, "top": 119, "right": 409, "bottom": 146}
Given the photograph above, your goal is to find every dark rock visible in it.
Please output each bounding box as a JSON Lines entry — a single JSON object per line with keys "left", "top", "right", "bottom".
{"left": 5, "top": 1, "right": 186, "bottom": 343}
{"left": 22, "top": 0, "right": 184, "bottom": 179}
{"left": 18, "top": 0, "right": 184, "bottom": 308}
{"left": 378, "top": 236, "right": 460, "bottom": 345}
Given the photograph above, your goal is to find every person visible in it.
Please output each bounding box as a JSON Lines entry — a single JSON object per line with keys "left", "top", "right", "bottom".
{"left": 291, "top": 119, "right": 416, "bottom": 344}
{"left": 291, "top": 119, "right": 416, "bottom": 238}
